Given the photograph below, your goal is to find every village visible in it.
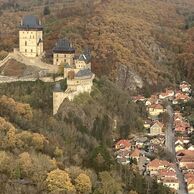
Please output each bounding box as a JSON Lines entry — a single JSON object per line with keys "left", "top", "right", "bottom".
{"left": 114, "top": 81, "right": 194, "bottom": 194}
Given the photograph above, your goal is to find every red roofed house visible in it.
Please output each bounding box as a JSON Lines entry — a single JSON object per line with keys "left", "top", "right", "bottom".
{"left": 132, "top": 95, "right": 146, "bottom": 103}
{"left": 173, "top": 92, "right": 190, "bottom": 104}
{"left": 179, "top": 157, "right": 194, "bottom": 170}
{"left": 115, "top": 140, "right": 131, "bottom": 151}
{"left": 147, "top": 159, "right": 171, "bottom": 176}
{"left": 157, "top": 169, "right": 177, "bottom": 180}
{"left": 148, "top": 104, "right": 165, "bottom": 116}
{"left": 159, "top": 89, "right": 174, "bottom": 100}
{"left": 130, "top": 148, "right": 141, "bottom": 162}
{"left": 188, "top": 178, "right": 194, "bottom": 194}
{"left": 162, "top": 177, "right": 179, "bottom": 191}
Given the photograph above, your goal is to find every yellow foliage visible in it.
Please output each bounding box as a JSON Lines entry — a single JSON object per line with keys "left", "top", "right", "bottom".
{"left": 19, "top": 152, "right": 32, "bottom": 176}
{"left": 75, "top": 173, "right": 92, "bottom": 193}
{"left": 0, "top": 151, "right": 11, "bottom": 173}
{"left": 46, "top": 169, "right": 75, "bottom": 192}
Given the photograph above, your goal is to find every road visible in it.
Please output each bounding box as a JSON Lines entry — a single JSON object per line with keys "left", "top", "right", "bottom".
{"left": 165, "top": 105, "right": 174, "bottom": 154}
{"left": 165, "top": 105, "right": 187, "bottom": 194}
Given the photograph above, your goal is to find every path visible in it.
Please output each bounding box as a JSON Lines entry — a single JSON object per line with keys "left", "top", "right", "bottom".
{"left": 0, "top": 49, "right": 58, "bottom": 73}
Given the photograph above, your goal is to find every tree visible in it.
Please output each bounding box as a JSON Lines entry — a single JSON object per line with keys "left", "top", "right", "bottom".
{"left": 19, "top": 152, "right": 32, "bottom": 177}
{"left": 0, "top": 151, "right": 11, "bottom": 174}
{"left": 75, "top": 173, "right": 92, "bottom": 193}
{"left": 98, "top": 171, "right": 122, "bottom": 194}
{"left": 43, "top": 6, "right": 50, "bottom": 15}
{"left": 46, "top": 169, "right": 75, "bottom": 192}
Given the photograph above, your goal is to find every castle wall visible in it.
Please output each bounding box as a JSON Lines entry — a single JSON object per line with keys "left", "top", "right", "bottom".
{"left": 75, "top": 60, "right": 91, "bottom": 69}
{"left": 53, "top": 91, "right": 67, "bottom": 115}
{"left": 53, "top": 53, "right": 74, "bottom": 66}
{"left": 19, "top": 30, "right": 43, "bottom": 57}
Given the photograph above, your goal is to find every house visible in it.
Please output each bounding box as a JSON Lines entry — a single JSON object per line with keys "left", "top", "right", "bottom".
{"left": 188, "top": 179, "right": 194, "bottom": 193}
{"left": 174, "top": 119, "right": 190, "bottom": 134}
{"left": 132, "top": 95, "right": 146, "bottom": 103}
{"left": 52, "top": 39, "right": 75, "bottom": 66}
{"left": 180, "top": 81, "right": 191, "bottom": 93}
{"left": 150, "top": 136, "right": 165, "bottom": 146}
{"left": 115, "top": 139, "right": 131, "bottom": 150}
{"left": 150, "top": 121, "right": 164, "bottom": 136}
{"left": 175, "top": 143, "right": 185, "bottom": 153}
{"left": 130, "top": 148, "right": 141, "bottom": 162}
{"left": 175, "top": 138, "right": 184, "bottom": 146}
{"left": 185, "top": 173, "right": 194, "bottom": 183}
{"left": 179, "top": 157, "right": 194, "bottom": 169}
{"left": 173, "top": 92, "right": 191, "bottom": 104}
{"left": 162, "top": 177, "right": 179, "bottom": 191}
{"left": 148, "top": 104, "right": 165, "bottom": 116}
{"left": 19, "top": 15, "right": 43, "bottom": 57}
{"left": 188, "top": 145, "right": 194, "bottom": 151}
{"left": 188, "top": 187, "right": 194, "bottom": 194}
{"left": 174, "top": 111, "right": 183, "bottom": 120}
{"left": 145, "top": 95, "right": 159, "bottom": 106}
{"left": 144, "top": 119, "right": 152, "bottom": 129}
{"left": 159, "top": 89, "right": 174, "bottom": 100}
{"left": 117, "top": 157, "right": 130, "bottom": 165}
{"left": 157, "top": 169, "right": 177, "bottom": 180}
{"left": 147, "top": 159, "right": 171, "bottom": 176}
{"left": 116, "top": 150, "right": 130, "bottom": 159}
{"left": 175, "top": 136, "right": 190, "bottom": 145}
{"left": 176, "top": 150, "right": 194, "bottom": 161}
{"left": 135, "top": 137, "right": 148, "bottom": 148}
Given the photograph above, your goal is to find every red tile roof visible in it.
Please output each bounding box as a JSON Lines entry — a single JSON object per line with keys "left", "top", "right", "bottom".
{"left": 130, "top": 148, "right": 141, "bottom": 158}
{"left": 115, "top": 139, "right": 131, "bottom": 150}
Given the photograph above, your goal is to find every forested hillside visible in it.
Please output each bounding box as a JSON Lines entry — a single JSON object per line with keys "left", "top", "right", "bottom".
{"left": 0, "top": 0, "right": 194, "bottom": 91}
{"left": 0, "top": 0, "right": 194, "bottom": 193}
{"left": 0, "top": 80, "right": 173, "bottom": 194}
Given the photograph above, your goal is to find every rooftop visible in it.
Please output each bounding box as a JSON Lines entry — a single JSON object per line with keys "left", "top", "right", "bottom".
{"left": 53, "top": 39, "right": 75, "bottom": 53}
{"left": 20, "top": 15, "right": 43, "bottom": 30}
{"left": 75, "top": 68, "right": 93, "bottom": 78}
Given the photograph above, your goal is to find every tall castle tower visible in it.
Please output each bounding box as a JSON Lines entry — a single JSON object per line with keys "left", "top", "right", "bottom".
{"left": 19, "top": 15, "right": 43, "bottom": 57}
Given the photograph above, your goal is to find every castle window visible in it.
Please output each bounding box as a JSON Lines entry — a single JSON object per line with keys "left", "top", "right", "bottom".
{"left": 56, "top": 59, "right": 58, "bottom": 62}
{"left": 31, "top": 49, "right": 33, "bottom": 53}
{"left": 25, "top": 41, "right": 27, "bottom": 46}
{"left": 25, "top": 49, "right": 27, "bottom": 53}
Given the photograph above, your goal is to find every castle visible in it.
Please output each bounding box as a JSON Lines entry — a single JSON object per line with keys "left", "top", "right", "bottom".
{"left": 53, "top": 39, "right": 95, "bottom": 115}
{"left": 18, "top": 16, "right": 95, "bottom": 115}
{"left": 19, "top": 15, "right": 43, "bottom": 57}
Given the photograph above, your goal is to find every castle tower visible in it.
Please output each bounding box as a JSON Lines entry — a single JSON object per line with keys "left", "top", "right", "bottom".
{"left": 19, "top": 15, "right": 43, "bottom": 57}
{"left": 53, "top": 39, "right": 75, "bottom": 66}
